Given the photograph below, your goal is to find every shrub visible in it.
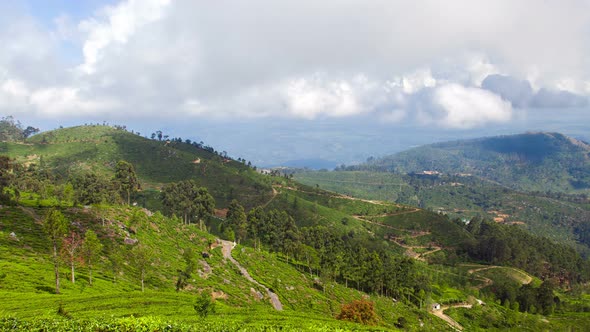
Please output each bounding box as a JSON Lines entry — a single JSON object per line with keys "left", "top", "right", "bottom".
{"left": 194, "top": 292, "right": 216, "bottom": 318}
{"left": 336, "top": 299, "right": 379, "bottom": 325}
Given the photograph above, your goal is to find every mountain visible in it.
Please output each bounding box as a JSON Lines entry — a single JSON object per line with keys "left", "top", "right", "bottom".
{"left": 355, "top": 132, "right": 590, "bottom": 193}
{"left": 276, "top": 158, "right": 338, "bottom": 170}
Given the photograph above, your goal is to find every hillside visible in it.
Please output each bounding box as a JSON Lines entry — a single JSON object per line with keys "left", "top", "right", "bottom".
{"left": 0, "top": 125, "right": 272, "bottom": 209}
{"left": 294, "top": 171, "right": 590, "bottom": 256}
{"left": 353, "top": 132, "right": 590, "bottom": 193}
{"left": 1, "top": 124, "right": 590, "bottom": 331}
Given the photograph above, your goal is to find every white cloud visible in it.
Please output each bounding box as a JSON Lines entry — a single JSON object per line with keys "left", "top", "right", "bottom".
{"left": 0, "top": 0, "right": 590, "bottom": 130}
{"left": 77, "top": 0, "right": 171, "bottom": 74}
{"left": 400, "top": 68, "right": 437, "bottom": 94}
{"left": 429, "top": 84, "right": 513, "bottom": 129}
{"left": 283, "top": 76, "right": 364, "bottom": 119}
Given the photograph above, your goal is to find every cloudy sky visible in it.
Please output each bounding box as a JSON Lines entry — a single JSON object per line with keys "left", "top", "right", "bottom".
{"left": 2, "top": 0, "right": 590, "bottom": 166}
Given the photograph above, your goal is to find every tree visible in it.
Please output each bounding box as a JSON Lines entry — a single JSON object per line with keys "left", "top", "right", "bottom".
{"left": 0, "top": 156, "right": 15, "bottom": 203}
{"left": 61, "top": 231, "right": 83, "bottom": 284}
{"left": 131, "top": 244, "right": 153, "bottom": 292}
{"left": 161, "top": 180, "right": 215, "bottom": 227}
{"left": 114, "top": 160, "right": 140, "bottom": 205}
{"left": 71, "top": 172, "right": 112, "bottom": 205}
{"left": 81, "top": 230, "right": 103, "bottom": 286}
{"left": 337, "top": 299, "right": 379, "bottom": 325}
{"left": 22, "top": 126, "right": 40, "bottom": 138}
{"left": 194, "top": 292, "right": 216, "bottom": 318}
{"left": 225, "top": 200, "right": 247, "bottom": 242}
{"left": 176, "top": 247, "right": 196, "bottom": 291}
{"left": 43, "top": 209, "right": 69, "bottom": 294}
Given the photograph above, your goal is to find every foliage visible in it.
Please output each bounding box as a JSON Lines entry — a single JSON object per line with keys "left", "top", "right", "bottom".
{"left": 81, "top": 229, "right": 103, "bottom": 286}
{"left": 337, "top": 299, "right": 379, "bottom": 325}
{"left": 194, "top": 292, "right": 216, "bottom": 318}
{"left": 161, "top": 180, "right": 215, "bottom": 225}
{"left": 42, "top": 208, "right": 70, "bottom": 293}
{"left": 114, "top": 160, "right": 140, "bottom": 205}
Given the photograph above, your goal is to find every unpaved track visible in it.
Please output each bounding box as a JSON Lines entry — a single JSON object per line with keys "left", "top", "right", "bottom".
{"left": 432, "top": 303, "right": 472, "bottom": 331}
{"left": 220, "top": 240, "right": 283, "bottom": 310}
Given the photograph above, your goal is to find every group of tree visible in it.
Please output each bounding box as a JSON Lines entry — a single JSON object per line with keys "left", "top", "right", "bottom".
{"left": 460, "top": 218, "right": 590, "bottom": 284}
{"left": 0, "top": 156, "right": 140, "bottom": 207}
{"left": 489, "top": 278, "right": 560, "bottom": 315}
{"left": 161, "top": 180, "right": 214, "bottom": 228}
{"left": 42, "top": 209, "right": 103, "bottom": 293}
{"left": 0, "top": 116, "right": 39, "bottom": 142}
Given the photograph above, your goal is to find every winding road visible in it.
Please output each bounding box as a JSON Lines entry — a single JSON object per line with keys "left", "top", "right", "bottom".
{"left": 220, "top": 240, "right": 283, "bottom": 310}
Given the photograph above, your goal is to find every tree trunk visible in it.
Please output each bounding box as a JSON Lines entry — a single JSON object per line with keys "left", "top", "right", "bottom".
{"left": 71, "top": 262, "right": 75, "bottom": 284}
{"left": 53, "top": 243, "right": 60, "bottom": 294}
{"left": 127, "top": 189, "right": 131, "bottom": 206}
{"left": 141, "top": 269, "right": 145, "bottom": 292}
{"left": 89, "top": 266, "right": 93, "bottom": 286}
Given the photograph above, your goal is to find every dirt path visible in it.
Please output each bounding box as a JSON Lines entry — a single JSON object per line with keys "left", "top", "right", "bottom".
{"left": 432, "top": 303, "right": 472, "bottom": 331}
{"left": 262, "top": 187, "right": 279, "bottom": 208}
{"left": 464, "top": 265, "right": 532, "bottom": 289}
{"left": 220, "top": 240, "right": 283, "bottom": 310}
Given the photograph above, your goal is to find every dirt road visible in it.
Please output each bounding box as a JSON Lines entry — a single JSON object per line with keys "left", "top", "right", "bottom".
{"left": 220, "top": 240, "right": 283, "bottom": 310}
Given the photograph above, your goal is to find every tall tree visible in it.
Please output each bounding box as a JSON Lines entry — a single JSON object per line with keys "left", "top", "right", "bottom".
{"left": 225, "top": 200, "right": 247, "bottom": 243}
{"left": 0, "top": 156, "right": 15, "bottom": 203}
{"left": 43, "top": 209, "right": 69, "bottom": 294}
{"left": 114, "top": 160, "right": 140, "bottom": 205}
{"left": 81, "top": 230, "right": 103, "bottom": 286}
{"left": 61, "top": 231, "right": 83, "bottom": 284}
{"left": 161, "top": 180, "right": 215, "bottom": 227}
{"left": 131, "top": 244, "right": 153, "bottom": 292}
{"left": 71, "top": 172, "right": 112, "bottom": 205}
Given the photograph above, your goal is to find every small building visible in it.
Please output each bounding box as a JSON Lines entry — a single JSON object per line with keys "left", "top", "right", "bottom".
{"left": 432, "top": 303, "right": 441, "bottom": 310}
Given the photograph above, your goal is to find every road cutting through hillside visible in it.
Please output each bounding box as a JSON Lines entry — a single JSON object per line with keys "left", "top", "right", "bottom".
{"left": 220, "top": 240, "right": 283, "bottom": 310}
{"left": 431, "top": 303, "right": 472, "bottom": 331}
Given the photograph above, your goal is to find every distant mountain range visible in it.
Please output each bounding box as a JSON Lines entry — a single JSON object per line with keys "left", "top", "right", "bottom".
{"left": 352, "top": 132, "right": 590, "bottom": 193}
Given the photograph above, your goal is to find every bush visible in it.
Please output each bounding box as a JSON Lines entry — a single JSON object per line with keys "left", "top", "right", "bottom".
{"left": 336, "top": 299, "right": 379, "bottom": 325}
{"left": 194, "top": 292, "right": 216, "bottom": 318}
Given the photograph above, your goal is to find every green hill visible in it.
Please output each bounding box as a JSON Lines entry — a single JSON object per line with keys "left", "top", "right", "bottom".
{"left": 354, "top": 132, "right": 590, "bottom": 193}
{"left": 0, "top": 125, "right": 272, "bottom": 209}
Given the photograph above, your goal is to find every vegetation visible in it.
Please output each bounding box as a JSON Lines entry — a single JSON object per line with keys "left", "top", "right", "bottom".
{"left": 1, "top": 121, "right": 589, "bottom": 331}
{"left": 346, "top": 132, "right": 590, "bottom": 193}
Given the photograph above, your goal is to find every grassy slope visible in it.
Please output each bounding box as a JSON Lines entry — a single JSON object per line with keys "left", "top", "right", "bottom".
{"left": 0, "top": 204, "right": 456, "bottom": 331}
{"left": 0, "top": 125, "right": 272, "bottom": 208}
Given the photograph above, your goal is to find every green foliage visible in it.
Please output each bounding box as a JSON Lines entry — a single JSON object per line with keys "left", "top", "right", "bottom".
{"left": 130, "top": 244, "right": 153, "bottom": 292}
{"left": 42, "top": 208, "right": 70, "bottom": 294}
{"left": 194, "top": 292, "right": 216, "bottom": 318}
{"left": 81, "top": 230, "right": 103, "bottom": 286}
{"left": 161, "top": 180, "right": 215, "bottom": 225}
{"left": 114, "top": 160, "right": 140, "bottom": 205}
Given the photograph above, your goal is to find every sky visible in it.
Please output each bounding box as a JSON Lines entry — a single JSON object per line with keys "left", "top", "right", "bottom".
{"left": 2, "top": 0, "right": 590, "bottom": 167}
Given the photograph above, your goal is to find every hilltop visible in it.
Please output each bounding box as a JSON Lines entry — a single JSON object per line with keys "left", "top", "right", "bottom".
{"left": 0, "top": 124, "right": 272, "bottom": 209}
{"left": 353, "top": 132, "right": 590, "bottom": 193}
